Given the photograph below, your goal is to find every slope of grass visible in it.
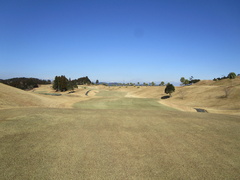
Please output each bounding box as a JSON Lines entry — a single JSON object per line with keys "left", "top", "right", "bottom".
{"left": 112, "top": 79, "right": 240, "bottom": 115}
{"left": 194, "top": 76, "right": 240, "bottom": 86}
{"left": 0, "top": 83, "right": 52, "bottom": 108}
{"left": 0, "top": 83, "right": 98, "bottom": 109}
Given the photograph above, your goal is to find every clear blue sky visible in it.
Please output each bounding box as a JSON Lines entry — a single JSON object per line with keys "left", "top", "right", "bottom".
{"left": 1, "top": 0, "right": 240, "bottom": 84}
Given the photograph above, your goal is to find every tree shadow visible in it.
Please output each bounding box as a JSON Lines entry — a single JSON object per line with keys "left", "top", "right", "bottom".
{"left": 161, "top": 95, "right": 170, "bottom": 99}
{"left": 217, "top": 95, "right": 227, "bottom": 99}
{"left": 194, "top": 108, "right": 208, "bottom": 113}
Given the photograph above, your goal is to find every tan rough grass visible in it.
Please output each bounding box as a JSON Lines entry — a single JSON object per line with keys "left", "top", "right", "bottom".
{"left": 1, "top": 107, "right": 240, "bottom": 179}
{"left": 112, "top": 79, "right": 240, "bottom": 115}
{"left": 0, "top": 83, "right": 98, "bottom": 109}
{"left": 1, "top": 77, "right": 240, "bottom": 114}
{"left": 1, "top": 84, "right": 240, "bottom": 179}
{"left": 194, "top": 76, "right": 240, "bottom": 86}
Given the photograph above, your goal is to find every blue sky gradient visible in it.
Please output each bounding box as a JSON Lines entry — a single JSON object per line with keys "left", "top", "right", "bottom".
{"left": 1, "top": 0, "right": 240, "bottom": 84}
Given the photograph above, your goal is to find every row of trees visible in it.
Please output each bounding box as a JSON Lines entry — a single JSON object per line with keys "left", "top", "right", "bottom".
{"left": 52, "top": 76, "right": 78, "bottom": 92}
{"left": 0, "top": 77, "right": 51, "bottom": 90}
{"left": 95, "top": 81, "right": 166, "bottom": 86}
{"left": 53, "top": 76, "right": 92, "bottom": 92}
{"left": 74, "top": 76, "right": 92, "bottom": 85}
{"left": 180, "top": 76, "right": 200, "bottom": 86}
{"left": 213, "top": 72, "right": 237, "bottom": 81}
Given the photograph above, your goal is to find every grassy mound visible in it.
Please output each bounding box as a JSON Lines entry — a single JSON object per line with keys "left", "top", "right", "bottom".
{"left": 0, "top": 83, "right": 52, "bottom": 108}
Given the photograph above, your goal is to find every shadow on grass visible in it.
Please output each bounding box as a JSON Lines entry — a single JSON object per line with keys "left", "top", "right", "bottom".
{"left": 194, "top": 108, "right": 208, "bottom": 113}
{"left": 161, "top": 95, "right": 170, "bottom": 99}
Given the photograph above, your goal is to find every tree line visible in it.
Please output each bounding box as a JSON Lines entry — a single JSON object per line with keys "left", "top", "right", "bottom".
{"left": 0, "top": 77, "right": 51, "bottom": 90}
{"left": 0, "top": 76, "right": 92, "bottom": 91}
{"left": 53, "top": 76, "right": 91, "bottom": 92}
{"left": 213, "top": 72, "right": 237, "bottom": 81}
{"left": 180, "top": 76, "right": 200, "bottom": 86}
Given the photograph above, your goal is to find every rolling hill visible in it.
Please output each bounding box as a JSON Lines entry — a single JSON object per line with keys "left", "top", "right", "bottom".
{"left": 1, "top": 76, "right": 240, "bottom": 115}
{"left": 0, "top": 83, "right": 99, "bottom": 109}
{"left": 0, "top": 83, "right": 52, "bottom": 109}
{"left": 110, "top": 77, "right": 240, "bottom": 115}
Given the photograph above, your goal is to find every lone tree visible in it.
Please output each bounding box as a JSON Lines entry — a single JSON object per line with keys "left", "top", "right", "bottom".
{"left": 96, "top": 79, "right": 99, "bottom": 84}
{"left": 165, "top": 83, "right": 175, "bottom": 97}
{"left": 159, "top": 81, "right": 165, "bottom": 86}
{"left": 227, "top": 72, "right": 236, "bottom": 79}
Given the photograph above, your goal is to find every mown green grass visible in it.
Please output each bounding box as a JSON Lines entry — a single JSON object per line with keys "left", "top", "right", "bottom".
{"left": 74, "top": 97, "right": 174, "bottom": 110}
{"left": 96, "top": 90, "right": 127, "bottom": 97}
{"left": 1, "top": 90, "right": 240, "bottom": 179}
{"left": 74, "top": 90, "right": 175, "bottom": 110}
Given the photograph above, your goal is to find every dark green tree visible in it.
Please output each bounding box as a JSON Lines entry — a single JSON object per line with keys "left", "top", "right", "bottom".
{"left": 227, "top": 72, "right": 236, "bottom": 79}
{"left": 180, "top": 77, "right": 185, "bottom": 86}
{"left": 53, "top": 76, "right": 60, "bottom": 91}
{"left": 60, "top": 75, "right": 68, "bottom": 91}
{"left": 67, "top": 78, "right": 74, "bottom": 90}
{"left": 76, "top": 76, "right": 91, "bottom": 85}
{"left": 96, "top": 80, "right": 99, "bottom": 84}
{"left": 159, "top": 81, "right": 165, "bottom": 86}
{"left": 165, "top": 83, "right": 175, "bottom": 97}
{"left": 53, "top": 75, "right": 69, "bottom": 92}
{"left": 1, "top": 77, "right": 51, "bottom": 90}
{"left": 184, "top": 79, "right": 189, "bottom": 85}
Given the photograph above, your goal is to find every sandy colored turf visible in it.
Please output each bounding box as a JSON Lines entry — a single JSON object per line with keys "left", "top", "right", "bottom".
{"left": 2, "top": 79, "right": 239, "bottom": 115}
{"left": 0, "top": 83, "right": 99, "bottom": 109}
{"left": 111, "top": 78, "right": 240, "bottom": 115}
{"left": 0, "top": 82, "right": 240, "bottom": 179}
{"left": 1, "top": 107, "right": 240, "bottom": 179}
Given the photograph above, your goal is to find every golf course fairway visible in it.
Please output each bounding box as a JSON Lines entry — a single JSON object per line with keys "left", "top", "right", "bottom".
{"left": 1, "top": 88, "right": 240, "bottom": 179}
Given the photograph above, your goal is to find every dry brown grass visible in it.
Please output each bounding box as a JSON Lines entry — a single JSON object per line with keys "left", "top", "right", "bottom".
{"left": 0, "top": 83, "right": 52, "bottom": 108}
{"left": 194, "top": 76, "right": 240, "bottom": 86}
{"left": 1, "top": 79, "right": 240, "bottom": 115}
{"left": 112, "top": 78, "right": 240, "bottom": 115}
{"left": 1, "top": 108, "right": 240, "bottom": 179}
{"left": 0, "top": 83, "right": 99, "bottom": 109}
{"left": 0, "top": 83, "right": 240, "bottom": 179}
{"left": 161, "top": 85, "right": 240, "bottom": 115}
